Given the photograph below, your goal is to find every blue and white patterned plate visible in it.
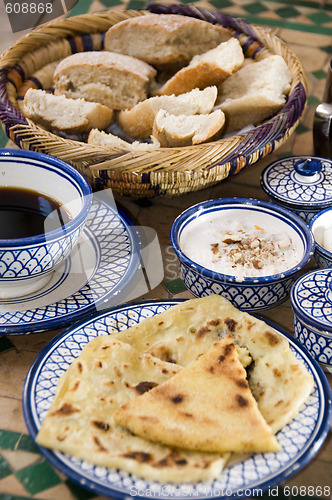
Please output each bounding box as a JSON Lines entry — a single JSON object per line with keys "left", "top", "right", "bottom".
{"left": 0, "top": 193, "right": 140, "bottom": 335}
{"left": 23, "top": 300, "right": 332, "bottom": 499}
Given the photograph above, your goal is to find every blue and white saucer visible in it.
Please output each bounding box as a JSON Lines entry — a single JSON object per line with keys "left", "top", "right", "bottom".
{"left": 23, "top": 300, "right": 332, "bottom": 499}
{"left": 0, "top": 192, "right": 140, "bottom": 335}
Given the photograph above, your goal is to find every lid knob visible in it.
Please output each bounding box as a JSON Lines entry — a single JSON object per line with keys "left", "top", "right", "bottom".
{"left": 294, "top": 159, "right": 322, "bottom": 176}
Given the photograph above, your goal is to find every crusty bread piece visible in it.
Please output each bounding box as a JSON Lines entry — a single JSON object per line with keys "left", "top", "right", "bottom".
{"left": 23, "top": 88, "right": 113, "bottom": 134}
{"left": 158, "top": 37, "right": 244, "bottom": 96}
{"left": 87, "top": 129, "right": 159, "bottom": 152}
{"left": 118, "top": 86, "right": 218, "bottom": 139}
{"left": 152, "top": 109, "right": 225, "bottom": 147}
{"left": 215, "top": 55, "right": 292, "bottom": 132}
{"left": 54, "top": 51, "right": 157, "bottom": 110}
{"left": 104, "top": 14, "right": 232, "bottom": 65}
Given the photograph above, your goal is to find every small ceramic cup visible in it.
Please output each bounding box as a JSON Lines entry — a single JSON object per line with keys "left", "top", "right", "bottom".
{"left": 0, "top": 149, "right": 92, "bottom": 299}
{"left": 309, "top": 206, "right": 332, "bottom": 268}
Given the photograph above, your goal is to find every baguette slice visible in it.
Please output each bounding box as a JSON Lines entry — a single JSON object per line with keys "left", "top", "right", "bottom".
{"left": 152, "top": 109, "right": 225, "bottom": 147}
{"left": 118, "top": 86, "right": 218, "bottom": 139}
{"left": 115, "top": 335, "right": 280, "bottom": 454}
{"left": 88, "top": 129, "right": 159, "bottom": 152}
{"left": 215, "top": 55, "right": 292, "bottom": 132}
{"left": 158, "top": 37, "right": 244, "bottom": 96}
{"left": 23, "top": 88, "right": 113, "bottom": 134}
{"left": 104, "top": 14, "right": 232, "bottom": 65}
{"left": 54, "top": 51, "right": 157, "bottom": 110}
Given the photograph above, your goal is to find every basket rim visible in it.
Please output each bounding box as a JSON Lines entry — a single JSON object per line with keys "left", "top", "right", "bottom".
{"left": 0, "top": 3, "right": 307, "bottom": 180}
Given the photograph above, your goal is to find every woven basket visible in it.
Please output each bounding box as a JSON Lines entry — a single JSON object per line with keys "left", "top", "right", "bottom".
{"left": 0, "top": 3, "right": 307, "bottom": 197}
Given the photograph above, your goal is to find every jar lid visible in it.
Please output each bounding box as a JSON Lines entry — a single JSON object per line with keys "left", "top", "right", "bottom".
{"left": 261, "top": 156, "right": 332, "bottom": 208}
{"left": 290, "top": 269, "right": 332, "bottom": 334}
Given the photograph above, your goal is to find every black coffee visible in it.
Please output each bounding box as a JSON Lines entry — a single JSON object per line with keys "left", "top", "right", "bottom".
{"left": 0, "top": 186, "right": 72, "bottom": 239}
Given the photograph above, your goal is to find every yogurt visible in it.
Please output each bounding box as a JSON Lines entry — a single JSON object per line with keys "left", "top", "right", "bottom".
{"left": 180, "top": 210, "right": 301, "bottom": 278}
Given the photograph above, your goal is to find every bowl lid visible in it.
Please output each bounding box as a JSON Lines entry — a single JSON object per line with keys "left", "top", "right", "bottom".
{"left": 290, "top": 269, "right": 332, "bottom": 333}
{"left": 261, "top": 156, "right": 332, "bottom": 208}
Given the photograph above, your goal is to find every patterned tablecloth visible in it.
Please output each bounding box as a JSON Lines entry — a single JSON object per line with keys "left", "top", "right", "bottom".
{"left": 0, "top": 0, "right": 331, "bottom": 499}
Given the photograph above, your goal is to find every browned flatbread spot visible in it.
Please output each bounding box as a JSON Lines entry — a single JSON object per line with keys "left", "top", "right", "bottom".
{"left": 114, "top": 335, "right": 280, "bottom": 454}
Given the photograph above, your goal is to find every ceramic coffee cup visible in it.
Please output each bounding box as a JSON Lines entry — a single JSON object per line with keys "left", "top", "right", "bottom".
{"left": 0, "top": 149, "right": 92, "bottom": 299}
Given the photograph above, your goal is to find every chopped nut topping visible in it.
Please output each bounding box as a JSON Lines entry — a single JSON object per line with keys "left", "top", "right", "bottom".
{"left": 210, "top": 229, "right": 295, "bottom": 275}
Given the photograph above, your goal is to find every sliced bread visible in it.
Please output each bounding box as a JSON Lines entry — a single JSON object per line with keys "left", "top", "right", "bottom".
{"left": 215, "top": 55, "right": 292, "bottom": 132}
{"left": 87, "top": 129, "right": 159, "bottom": 152}
{"left": 53, "top": 51, "right": 157, "bottom": 110}
{"left": 104, "top": 14, "right": 232, "bottom": 65}
{"left": 152, "top": 109, "right": 225, "bottom": 147}
{"left": 23, "top": 88, "right": 113, "bottom": 134}
{"left": 117, "top": 86, "right": 218, "bottom": 139}
{"left": 157, "top": 37, "right": 244, "bottom": 96}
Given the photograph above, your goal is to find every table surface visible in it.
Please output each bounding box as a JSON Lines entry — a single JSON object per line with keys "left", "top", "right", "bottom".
{"left": 0, "top": 0, "right": 331, "bottom": 498}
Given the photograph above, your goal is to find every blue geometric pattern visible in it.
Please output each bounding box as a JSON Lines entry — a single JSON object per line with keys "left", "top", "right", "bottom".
{"left": 294, "top": 320, "right": 332, "bottom": 367}
{"left": 0, "top": 197, "right": 139, "bottom": 334}
{"left": 23, "top": 301, "right": 329, "bottom": 500}
{"left": 267, "top": 201, "right": 321, "bottom": 223}
{"left": 262, "top": 157, "right": 332, "bottom": 207}
{"left": 291, "top": 269, "right": 332, "bottom": 368}
{"left": 180, "top": 263, "right": 295, "bottom": 311}
{"left": 315, "top": 251, "right": 332, "bottom": 269}
{"left": 0, "top": 225, "right": 82, "bottom": 278}
{"left": 291, "top": 269, "right": 332, "bottom": 329}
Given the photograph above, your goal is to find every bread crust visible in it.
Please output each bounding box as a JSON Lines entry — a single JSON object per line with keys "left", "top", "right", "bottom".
{"left": 152, "top": 109, "right": 225, "bottom": 147}
{"left": 104, "top": 14, "right": 232, "bottom": 65}
{"left": 215, "top": 55, "right": 291, "bottom": 132}
{"left": 87, "top": 129, "right": 159, "bottom": 152}
{"left": 158, "top": 37, "right": 244, "bottom": 96}
{"left": 23, "top": 88, "right": 113, "bottom": 134}
{"left": 53, "top": 51, "right": 157, "bottom": 110}
{"left": 117, "top": 87, "right": 218, "bottom": 139}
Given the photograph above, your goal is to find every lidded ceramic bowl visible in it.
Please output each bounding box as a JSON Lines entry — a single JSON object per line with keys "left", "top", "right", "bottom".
{"left": 261, "top": 156, "right": 332, "bottom": 222}
{"left": 291, "top": 269, "right": 332, "bottom": 371}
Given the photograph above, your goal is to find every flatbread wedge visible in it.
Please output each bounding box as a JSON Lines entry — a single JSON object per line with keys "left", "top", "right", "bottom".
{"left": 115, "top": 335, "right": 280, "bottom": 454}
{"left": 36, "top": 337, "right": 229, "bottom": 484}
{"left": 113, "top": 294, "right": 314, "bottom": 433}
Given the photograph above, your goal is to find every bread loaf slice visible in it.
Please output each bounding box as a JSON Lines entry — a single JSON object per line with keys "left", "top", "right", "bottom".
{"left": 54, "top": 51, "right": 157, "bottom": 110}
{"left": 104, "top": 14, "right": 232, "bottom": 65}
{"left": 152, "top": 109, "right": 225, "bottom": 147}
{"left": 23, "top": 88, "right": 113, "bottom": 134}
{"left": 215, "top": 55, "right": 292, "bottom": 132}
{"left": 158, "top": 37, "right": 244, "bottom": 96}
{"left": 118, "top": 86, "right": 218, "bottom": 139}
{"left": 88, "top": 129, "right": 159, "bottom": 152}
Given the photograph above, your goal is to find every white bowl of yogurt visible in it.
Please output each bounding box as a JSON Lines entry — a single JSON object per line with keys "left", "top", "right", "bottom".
{"left": 309, "top": 207, "right": 332, "bottom": 269}
{"left": 170, "top": 198, "right": 315, "bottom": 311}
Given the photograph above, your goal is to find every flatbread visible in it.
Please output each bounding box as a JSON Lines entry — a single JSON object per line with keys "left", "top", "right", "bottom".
{"left": 114, "top": 295, "right": 314, "bottom": 432}
{"left": 115, "top": 335, "right": 280, "bottom": 453}
{"left": 36, "top": 337, "right": 228, "bottom": 484}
